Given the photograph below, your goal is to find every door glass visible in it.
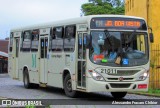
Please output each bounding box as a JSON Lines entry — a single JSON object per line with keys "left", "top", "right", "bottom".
{"left": 83, "top": 34, "right": 87, "bottom": 59}
{"left": 77, "top": 33, "right": 86, "bottom": 88}
{"left": 77, "top": 61, "right": 82, "bottom": 86}
{"left": 82, "top": 61, "right": 86, "bottom": 87}
{"left": 41, "top": 38, "right": 44, "bottom": 58}
{"left": 45, "top": 38, "right": 48, "bottom": 58}
{"left": 78, "top": 33, "right": 82, "bottom": 59}
{"left": 16, "top": 39, "right": 19, "bottom": 58}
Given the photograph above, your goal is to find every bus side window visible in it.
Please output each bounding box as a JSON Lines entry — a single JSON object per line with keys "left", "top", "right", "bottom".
{"left": 22, "top": 31, "right": 31, "bottom": 52}
{"left": 9, "top": 32, "right": 13, "bottom": 52}
{"left": 51, "top": 27, "right": 64, "bottom": 52}
{"left": 31, "top": 30, "right": 39, "bottom": 52}
{"left": 64, "top": 25, "right": 76, "bottom": 52}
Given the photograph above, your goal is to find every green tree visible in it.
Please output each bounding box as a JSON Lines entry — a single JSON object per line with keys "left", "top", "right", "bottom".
{"left": 81, "top": 0, "right": 124, "bottom": 16}
{"left": 106, "top": 0, "right": 124, "bottom": 7}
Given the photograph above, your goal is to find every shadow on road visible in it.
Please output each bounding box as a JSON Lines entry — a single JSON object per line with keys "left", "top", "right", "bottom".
{"left": 38, "top": 86, "right": 128, "bottom": 100}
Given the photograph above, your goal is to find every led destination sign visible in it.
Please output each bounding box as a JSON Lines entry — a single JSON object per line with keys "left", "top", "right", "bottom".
{"left": 104, "top": 20, "right": 140, "bottom": 27}
{"left": 90, "top": 17, "right": 147, "bottom": 30}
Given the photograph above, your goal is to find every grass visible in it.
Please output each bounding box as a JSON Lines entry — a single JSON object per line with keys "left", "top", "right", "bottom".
{"left": 132, "top": 88, "right": 160, "bottom": 97}
{"left": 147, "top": 88, "right": 160, "bottom": 95}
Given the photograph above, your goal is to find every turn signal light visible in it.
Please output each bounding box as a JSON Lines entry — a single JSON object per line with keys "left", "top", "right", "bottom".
{"left": 88, "top": 70, "right": 93, "bottom": 72}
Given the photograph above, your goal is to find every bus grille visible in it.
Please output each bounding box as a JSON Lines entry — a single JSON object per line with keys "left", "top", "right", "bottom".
{"left": 110, "top": 70, "right": 139, "bottom": 76}
{"left": 110, "top": 83, "right": 131, "bottom": 88}
{"left": 107, "top": 78, "right": 134, "bottom": 81}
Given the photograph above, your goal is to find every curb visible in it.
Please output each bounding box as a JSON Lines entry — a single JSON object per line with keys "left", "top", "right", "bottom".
{"left": 0, "top": 74, "right": 9, "bottom": 78}
{"left": 129, "top": 92, "right": 160, "bottom": 98}
{"left": 0, "top": 73, "right": 9, "bottom": 76}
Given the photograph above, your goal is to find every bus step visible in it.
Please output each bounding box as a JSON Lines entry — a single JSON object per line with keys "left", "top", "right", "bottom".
{"left": 77, "top": 86, "right": 86, "bottom": 90}
{"left": 13, "top": 78, "right": 19, "bottom": 80}
{"left": 39, "top": 83, "right": 47, "bottom": 87}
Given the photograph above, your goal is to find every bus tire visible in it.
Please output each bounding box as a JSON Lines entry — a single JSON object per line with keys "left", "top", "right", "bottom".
{"left": 111, "top": 92, "right": 127, "bottom": 99}
{"left": 64, "top": 74, "right": 77, "bottom": 98}
{"left": 23, "top": 69, "right": 31, "bottom": 89}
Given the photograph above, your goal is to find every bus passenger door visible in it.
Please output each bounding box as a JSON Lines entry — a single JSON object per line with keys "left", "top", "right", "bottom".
{"left": 39, "top": 37, "right": 48, "bottom": 83}
{"left": 13, "top": 38, "right": 20, "bottom": 79}
{"left": 77, "top": 32, "right": 87, "bottom": 89}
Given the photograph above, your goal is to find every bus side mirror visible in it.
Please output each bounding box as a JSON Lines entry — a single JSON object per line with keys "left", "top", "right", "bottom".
{"left": 150, "top": 33, "right": 154, "bottom": 43}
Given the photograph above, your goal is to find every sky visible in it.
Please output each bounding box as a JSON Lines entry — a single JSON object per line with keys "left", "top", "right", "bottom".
{"left": 0, "top": 0, "right": 88, "bottom": 39}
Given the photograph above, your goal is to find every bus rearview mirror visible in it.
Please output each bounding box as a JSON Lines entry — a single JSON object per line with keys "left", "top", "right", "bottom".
{"left": 150, "top": 33, "right": 154, "bottom": 43}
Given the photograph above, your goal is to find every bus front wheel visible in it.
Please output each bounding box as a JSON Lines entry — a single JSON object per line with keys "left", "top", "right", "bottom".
{"left": 23, "top": 69, "right": 31, "bottom": 89}
{"left": 64, "top": 74, "right": 77, "bottom": 98}
{"left": 111, "top": 92, "right": 127, "bottom": 99}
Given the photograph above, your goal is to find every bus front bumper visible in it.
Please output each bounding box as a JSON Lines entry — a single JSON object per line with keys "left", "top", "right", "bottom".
{"left": 87, "top": 77, "right": 149, "bottom": 92}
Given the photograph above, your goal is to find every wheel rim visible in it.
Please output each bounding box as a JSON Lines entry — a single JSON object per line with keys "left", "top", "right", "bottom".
{"left": 66, "top": 79, "right": 72, "bottom": 92}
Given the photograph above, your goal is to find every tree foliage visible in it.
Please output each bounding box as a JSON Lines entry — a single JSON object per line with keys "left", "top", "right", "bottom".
{"left": 81, "top": 0, "right": 125, "bottom": 16}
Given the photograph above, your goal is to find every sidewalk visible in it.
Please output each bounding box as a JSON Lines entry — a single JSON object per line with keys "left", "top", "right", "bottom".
{"left": 0, "top": 74, "right": 9, "bottom": 100}
{"left": 0, "top": 73, "right": 9, "bottom": 78}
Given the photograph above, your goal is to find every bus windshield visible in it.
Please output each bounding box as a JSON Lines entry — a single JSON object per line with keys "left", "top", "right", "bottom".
{"left": 89, "top": 31, "right": 149, "bottom": 67}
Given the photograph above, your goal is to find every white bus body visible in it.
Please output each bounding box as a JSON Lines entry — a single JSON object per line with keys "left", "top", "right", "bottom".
{"left": 8, "top": 15, "right": 150, "bottom": 98}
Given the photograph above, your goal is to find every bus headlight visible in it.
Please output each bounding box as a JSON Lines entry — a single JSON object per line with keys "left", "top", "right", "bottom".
{"left": 88, "top": 70, "right": 105, "bottom": 81}
{"left": 136, "top": 71, "right": 149, "bottom": 81}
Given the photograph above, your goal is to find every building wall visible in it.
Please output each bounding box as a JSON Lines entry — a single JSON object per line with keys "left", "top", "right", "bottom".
{"left": 151, "top": 0, "right": 160, "bottom": 45}
{"left": 125, "top": 0, "right": 160, "bottom": 45}
{"left": 125, "top": 0, "right": 160, "bottom": 89}
{"left": 0, "top": 39, "right": 8, "bottom": 73}
{"left": 125, "top": 0, "right": 148, "bottom": 20}
{"left": 0, "top": 40, "right": 9, "bottom": 53}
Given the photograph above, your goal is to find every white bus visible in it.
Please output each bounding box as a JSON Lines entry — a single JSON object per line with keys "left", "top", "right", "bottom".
{"left": 8, "top": 15, "right": 153, "bottom": 98}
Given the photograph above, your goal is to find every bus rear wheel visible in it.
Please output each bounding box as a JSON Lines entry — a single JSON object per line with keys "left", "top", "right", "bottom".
{"left": 111, "top": 92, "right": 127, "bottom": 99}
{"left": 64, "top": 74, "right": 77, "bottom": 98}
{"left": 23, "top": 69, "right": 31, "bottom": 89}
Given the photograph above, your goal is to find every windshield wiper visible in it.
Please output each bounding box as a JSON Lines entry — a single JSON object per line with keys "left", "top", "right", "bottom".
{"left": 104, "top": 30, "right": 112, "bottom": 46}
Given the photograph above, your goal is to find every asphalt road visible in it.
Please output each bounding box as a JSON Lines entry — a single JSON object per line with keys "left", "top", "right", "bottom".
{"left": 0, "top": 74, "right": 160, "bottom": 108}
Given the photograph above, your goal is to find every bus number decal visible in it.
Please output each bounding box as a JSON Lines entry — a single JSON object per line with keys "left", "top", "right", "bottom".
{"left": 101, "top": 69, "right": 117, "bottom": 75}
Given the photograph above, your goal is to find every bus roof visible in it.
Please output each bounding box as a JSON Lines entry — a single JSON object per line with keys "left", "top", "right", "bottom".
{"left": 11, "top": 15, "right": 146, "bottom": 32}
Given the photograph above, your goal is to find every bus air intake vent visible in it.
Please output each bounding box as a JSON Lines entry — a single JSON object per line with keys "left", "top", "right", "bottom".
{"left": 112, "top": 70, "right": 139, "bottom": 76}
{"left": 110, "top": 83, "right": 131, "bottom": 88}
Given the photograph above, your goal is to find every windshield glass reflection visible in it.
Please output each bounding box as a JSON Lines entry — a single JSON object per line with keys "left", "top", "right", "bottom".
{"left": 90, "top": 31, "right": 149, "bottom": 67}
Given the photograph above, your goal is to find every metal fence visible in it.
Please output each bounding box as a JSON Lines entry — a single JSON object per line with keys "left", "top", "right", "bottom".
{"left": 149, "top": 44, "right": 160, "bottom": 89}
